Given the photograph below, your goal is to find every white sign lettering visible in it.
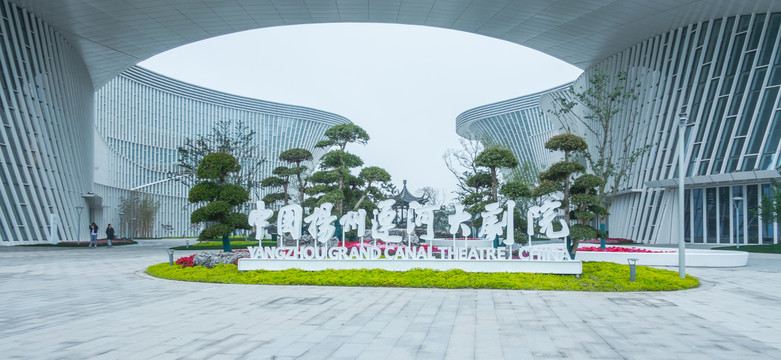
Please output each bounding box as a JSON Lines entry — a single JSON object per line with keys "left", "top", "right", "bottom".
{"left": 247, "top": 197, "right": 572, "bottom": 263}
{"left": 527, "top": 198, "right": 570, "bottom": 239}
{"left": 248, "top": 201, "right": 274, "bottom": 241}
{"left": 304, "top": 203, "right": 337, "bottom": 244}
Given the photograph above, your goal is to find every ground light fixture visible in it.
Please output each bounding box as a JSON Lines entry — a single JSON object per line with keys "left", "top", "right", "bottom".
{"left": 627, "top": 258, "right": 639, "bottom": 282}
{"left": 733, "top": 197, "right": 743, "bottom": 249}
{"left": 167, "top": 248, "right": 175, "bottom": 265}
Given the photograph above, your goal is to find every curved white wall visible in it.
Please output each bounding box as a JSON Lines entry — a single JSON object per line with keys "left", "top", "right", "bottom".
{"left": 461, "top": 12, "right": 781, "bottom": 245}
{"left": 456, "top": 83, "right": 571, "bottom": 172}
{"left": 0, "top": 0, "right": 94, "bottom": 244}
{"left": 93, "top": 66, "right": 352, "bottom": 238}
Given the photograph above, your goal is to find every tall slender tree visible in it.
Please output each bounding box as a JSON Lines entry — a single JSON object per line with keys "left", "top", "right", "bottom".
{"left": 549, "top": 68, "right": 646, "bottom": 225}
{"left": 174, "top": 120, "right": 264, "bottom": 196}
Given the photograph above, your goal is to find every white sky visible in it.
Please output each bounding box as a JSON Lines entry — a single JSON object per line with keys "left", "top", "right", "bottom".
{"left": 139, "top": 23, "right": 582, "bottom": 204}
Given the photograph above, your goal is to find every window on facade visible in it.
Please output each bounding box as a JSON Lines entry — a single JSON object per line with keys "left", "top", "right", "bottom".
{"left": 761, "top": 184, "right": 776, "bottom": 244}
{"left": 693, "top": 188, "right": 704, "bottom": 242}
{"left": 734, "top": 185, "right": 745, "bottom": 244}
{"left": 719, "top": 187, "right": 731, "bottom": 243}
{"left": 747, "top": 184, "right": 760, "bottom": 244}
{"left": 706, "top": 188, "right": 718, "bottom": 243}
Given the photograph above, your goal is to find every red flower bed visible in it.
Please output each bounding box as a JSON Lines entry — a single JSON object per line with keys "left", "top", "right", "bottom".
{"left": 579, "top": 246, "right": 672, "bottom": 253}
{"left": 175, "top": 254, "right": 196, "bottom": 267}
{"left": 343, "top": 241, "right": 439, "bottom": 253}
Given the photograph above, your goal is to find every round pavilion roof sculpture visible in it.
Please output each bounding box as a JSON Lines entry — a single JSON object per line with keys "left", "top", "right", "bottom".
{"left": 393, "top": 180, "right": 429, "bottom": 209}
{"left": 12, "top": 0, "right": 781, "bottom": 89}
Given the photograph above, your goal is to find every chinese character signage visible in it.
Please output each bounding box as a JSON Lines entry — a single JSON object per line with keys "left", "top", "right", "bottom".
{"left": 248, "top": 197, "right": 571, "bottom": 262}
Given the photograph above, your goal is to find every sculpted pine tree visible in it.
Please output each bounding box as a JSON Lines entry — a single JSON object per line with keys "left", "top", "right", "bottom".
{"left": 462, "top": 171, "right": 492, "bottom": 227}
{"left": 353, "top": 166, "right": 391, "bottom": 211}
{"left": 279, "top": 148, "right": 313, "bottom": 205}
{"left": 188, "top": 152, "right": 250, "bottom": 252}
{"left": 308, "top": 124, "right": 370, "bottom": 215}
{"left": 536, "top": 133, "right": 605, "bottom": 257}
{"left": 500, "top": 180, "right": 533, "bottom": 244}
{"left": 474, "top": 146, "right": 519, "bottom": 202}
{"left": 260, "top": 166, "right": 291, "bottom": 206}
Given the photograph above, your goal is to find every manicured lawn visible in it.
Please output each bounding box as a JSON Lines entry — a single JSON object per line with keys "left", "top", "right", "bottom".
{"left": 169, "top": 239, "right": 276, "bottom": 250}
{"left": 713, "top": 243, "right": 781, "bottom": 253}
{"left": 146, "top": 261, "right": 699, "bottom": 292}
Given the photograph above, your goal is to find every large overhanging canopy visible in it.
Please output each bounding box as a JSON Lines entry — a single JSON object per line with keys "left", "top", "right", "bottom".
{"left": 12, "top": 0, "right": 781, "bottom": 89}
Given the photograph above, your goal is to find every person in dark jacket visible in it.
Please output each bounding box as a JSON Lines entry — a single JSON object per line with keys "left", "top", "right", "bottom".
{"left": 106, "top": 224, "right": 115, "bottom": 247}
{"left": 89, "top": 223, "right": 99, "bottom": 247}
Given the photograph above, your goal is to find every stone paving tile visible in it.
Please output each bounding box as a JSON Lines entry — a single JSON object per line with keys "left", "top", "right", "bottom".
{"left": 2, "top": 242, "right": 781, "bottom": 359}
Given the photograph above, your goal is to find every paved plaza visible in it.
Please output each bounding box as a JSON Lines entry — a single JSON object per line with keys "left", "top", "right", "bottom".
{"left": 1, "top": 240, "right": 780, "bottom": 360}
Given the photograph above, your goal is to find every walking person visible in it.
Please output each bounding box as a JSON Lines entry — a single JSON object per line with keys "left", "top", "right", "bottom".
{"left": 89, "top": 222, "right": 99, "bottom": 247}
{"left": 105, "top": 224, "right": 115, "bottom": 247}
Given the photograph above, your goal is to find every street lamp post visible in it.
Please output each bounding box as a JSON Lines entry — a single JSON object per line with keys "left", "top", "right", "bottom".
{"left": 677, "top": 113, "right": 689, "bottom": 279}
{"left": 733, "top": 196, "right": 743, "bottom": 249}
{"left": 75, "top": 205, "right": 84, "bottom": 244}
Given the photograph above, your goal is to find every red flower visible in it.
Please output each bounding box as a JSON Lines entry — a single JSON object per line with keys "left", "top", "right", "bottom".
{"left": 175, "top": 254, "right": 196, "bottom": 267}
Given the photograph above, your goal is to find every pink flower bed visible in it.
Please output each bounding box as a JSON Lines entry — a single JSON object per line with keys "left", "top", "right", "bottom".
{"left": 581, "top": 238, "right": 635, "bottom": 244}
{"left": 579, "top": 246, "right": 672, "bottom": 253}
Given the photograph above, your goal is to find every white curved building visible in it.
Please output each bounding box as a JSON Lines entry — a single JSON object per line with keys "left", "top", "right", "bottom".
{"left": 93, "top": 66, "right": 351, "bottom": 239}
{"left": 461, "top": 12, "right": 781, "bottom": 245}
{"left": 456, "top": 84, "right": 571, "bottom": 173}
{"left": 2, "top": 0, "right": 781, "bottom": 245}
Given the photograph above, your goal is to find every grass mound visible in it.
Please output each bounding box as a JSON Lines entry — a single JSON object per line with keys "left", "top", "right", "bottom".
{"left": 146, "top": 262, "right": 698, "bottom": 292}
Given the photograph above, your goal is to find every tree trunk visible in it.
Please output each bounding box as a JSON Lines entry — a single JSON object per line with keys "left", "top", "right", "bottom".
{"left": 354, "top": 181, "right": 372, "bottom": 210}
{"left": 297, "top": 172, "right": 306, "bottom": 205}
{"left": 490, "top": 167, "right": 498, "bottom": 202}
{"left": 222, "top": 234, "right": 231, "bottom": 252}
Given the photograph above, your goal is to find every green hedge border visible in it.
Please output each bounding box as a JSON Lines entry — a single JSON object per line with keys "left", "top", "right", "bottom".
{"left": 146, "top": 262, "right": 699, "bottom": 292}
{"left": 713, "top": 244, "right": 781, "bottom": 253}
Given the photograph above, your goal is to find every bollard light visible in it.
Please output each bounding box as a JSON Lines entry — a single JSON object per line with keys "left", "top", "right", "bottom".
{"left": 167, "top": 248, "right": 175, "bottom": 265}
{"left": 185, "top": 240, "right": 190, "bottom": 249}
{"left": 627, "top": 258, "right": 639, "bottom": 282}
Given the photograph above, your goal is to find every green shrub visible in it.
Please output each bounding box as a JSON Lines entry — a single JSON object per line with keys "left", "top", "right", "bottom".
{"left": 146, "top": 261, "right": 699, "bottom": 291}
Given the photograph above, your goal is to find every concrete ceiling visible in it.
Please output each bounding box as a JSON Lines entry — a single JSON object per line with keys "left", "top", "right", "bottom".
{"left": 12, "top": 0, "right": 781, "bottom": 89}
